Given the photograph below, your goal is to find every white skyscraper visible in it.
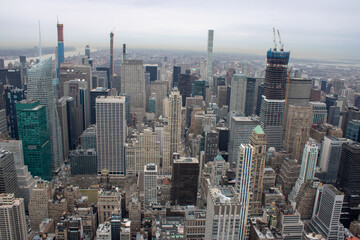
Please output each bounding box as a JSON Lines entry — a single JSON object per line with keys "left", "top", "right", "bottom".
{"left": 120, "top": 60, "right": 146, "bottom": 120}
{"left": 0, "top": 194, "right": 28, "bottom": 240}
{"left": 289, "top": 140, "right": 318, "bottom": 204}
{"left": 96, "top": 96, "right": 126, "bottom": 176}
{"left": 234, "top": 144, "right": 253, "bottom": 239}
{"left": 206, "top": 30, "right": 214, "bottom": 87}
{"left": 229, "top": 74, "right": 247, "bottom": 114}
{"left": 27, "top": 57, "right": 64, "bottom": 171}
{"left": 144, "top": 163, "right": 158, "bottom": 207}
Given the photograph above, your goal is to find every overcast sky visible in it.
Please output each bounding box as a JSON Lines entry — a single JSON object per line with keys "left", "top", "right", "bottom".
{"left": 1, "top": 0, "right": 359, "bottom": 60}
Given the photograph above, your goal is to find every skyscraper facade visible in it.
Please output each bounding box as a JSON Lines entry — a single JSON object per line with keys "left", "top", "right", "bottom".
{"left": 5, "top": 86, "right": 25, "bottom": 139}
{"left": 206, "top": 30, "right": 214, "bottom": 87}
{"left": 309, "top": 102, "right": 327, "bottom": 126}
{"left": 260, "top": 48, "right": 290, "bottom": 151}
{"left": 57, "top": 23, "right": 64, "bottom": 78}
{"left": 96, "top": 96, "right": 126, "bottom": 176}
{"left": 0, "top": 151, "right": 20, "bottom": 197}
{"left": 319, "top": 136, "right": 343, "bottom": 184}
{"left": 27, "top": 57, "right": 64, "bottom": 171}
{"left": 121, "top": 60, "right": 146, "bottom": 120}
{"left": 16, "top": 100, "right": 52, "bottom": 180}
{"left": 144, "top": 163, "right": 158, "bottom": 207}
{"left": 235, "top": 144, "right": 253, "bottom": 239}
{"left": 229, "top": 74, "right": 247, "bottom": 114}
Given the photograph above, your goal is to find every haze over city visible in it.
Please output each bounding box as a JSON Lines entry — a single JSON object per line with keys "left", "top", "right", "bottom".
{"left": 1, "top": 0, "right": 360, "bottom": 60}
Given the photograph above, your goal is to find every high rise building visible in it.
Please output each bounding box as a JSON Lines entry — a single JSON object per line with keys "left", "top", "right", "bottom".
{"left": 85, "top": 45, "right": 90, "bottom": 58}
{"left": 164, "top": 89, "right": 182, "bottom": 174}
{"left": 90, "top": 87, "right": 110, "bottom": 124}
{"left": 178, "top": 73, "right": 199, "bottom": 106}
{"left": 205, "top": 187, "right": 241, "bottom": 240}
{"left": 110, "top": 209, "right": 121, "bottom": 240}
{"left": 150, "top": 80, "right": 169, "bottom": 117}
{"left": 97, "top": 189, "right": 121, "bottom": 224}
{"left": 319, "top": 136, "right": 343, "bottom": 184}
{"left": 217, "top": 85, "right": 228, "bottom": 108}
{"left": 336, "top": 142, "right": 360, "bottom": 227}
{"left": 283, "top": 105, "right": 313, "bottom": 162}
{"left": 229, "top": 74, "right": 247, "bottom": 114}
{"left": 27, "top": 58, "right": 64, "bottom": 171}
{"left": 276, "top": 157, "right": 301, "bottom": 198}
{"left": 96, "top": 96, "right": 126, "bottom": 176}
{"left": 5, "top": 86, "right": 25, "bottom": 139}
{"left": 69, "top": 149, "right": 97, "bottom": 176}
{"left": 80, "top": 124, "right": 96, "bottom": 150}
{"left": 345, "top": 120, "right": 360, "bottom": 142}
{"left": 307, "top": 185, "right": 345, "bottom": 239}
{"left": 249, "top": 126, "right": 267, "bottom": 216}
{"left": 92, "top": 70, "right": 109, "bottom": 89}
{"left": 145, "top": 64, "right": 158, "bottom": 82}
{"left": 276, "top": 206, "right": 304, "bottom": 239}
{"left": 192, "top": 79, "right": 206, "bottom": 100}
{"left": 59, "top": 63, "right": 92, "bottom": 98}
{"left": 57, "top": 22, "right": 64, "bottom": 78}
{"left": 234, "top": 144, "right": 253, "bottom": 238}
{"left": 125, "top": 128, "right": 160, "bottom": 176}
{"left": 56, "top": 98, "right": 69, "bottom": 158}
{"left": 288, "top": 141, "right": 318, "bottom": 203}
{"left": 29, "top": 180, "right": 52, "bottom": 231}
{"left": 309, "top": 102, "right": 327, "bottom": 126}
{"left": 0, "top": 150, "right": 20, "bottom": 197}
{"left": 16, "top": 100, "right": 52, "bottom": 180}
{"left": 0, "top": 193, "right": 28, "bottom": 240}
{"left": 144, "top": 163, "right": 158, "bottom": 207}
{"left": 206, "top": 30, "right": 214, "bottom": 88}
{"left": 228, "top": 116, "right": 259, "bottom": 167}
{"left": 171, "top": 157, "right": 199, "bottom": 206}
{"left": 172, "top": 66, "right": 181, "bottom": 88}
{"left": 204, "top": 130, "right": 219, "bottom": 164}
{"left": 110, "top": 32, "right": 114, "bottom": 88}
{"left": 260, "top": 48, "right": 290, "bottom": 151}
{"left": 121, "top": 60, "right": 146, "bottom": 120}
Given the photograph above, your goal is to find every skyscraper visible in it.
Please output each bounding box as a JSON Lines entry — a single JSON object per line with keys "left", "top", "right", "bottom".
{"left": 5, "top": 86, "right": 25, "bottom": 139}
{"left": 229, "top": 74, "right": 247, "bottom": 114}
{"left": 260, "top": 48, "right": 290, "bottom": 151}
{"left": 121, "top": 60, "right": 146, "bottom": 120}
{"left": 16, "top": 100, "right": 52, "bottom": 180}
{"left": 27, "top": 57, "right": 64, "bottom": 171}
{"left": 0, "top": 193, "right": 28, "bottom": 240}
{"left": 96, "top": 96, "right": 126, "bottom": 176}
{"left": 235, "top": 144, "right": 253, "bottom": 239}
{"left": 206, "top": 30, "right": 214, "bottom": 88}
{"left": 110, "top": 32, "right": 114, "bottom": 88}
{"left": 29, "top": 180, "right": 52, "bottom": 231}
{"left": 307, "top": 184, "right": 345, "bottom": 239}
{"left": 309, "top": 102, "right": 327, "bottom": 126}
{"left": 171, "top": 157, "right": 199, "bottom": 206}
{"left": 249, "top": 126, "right": 267, "bottom": 216}
{"left": 319, "top": 136, "right": 343, "bottom": 184}
{"left": 0, "top": 150, "right": 20, "bottom": 197}
{"left": 144, "top": 163, "right": 158, "bottom": 207}
{"left": 57, "top": 22, "right": 64, "bottom": 78}
{"left": 288, "top": 141, "right": 318, "bottom": 203}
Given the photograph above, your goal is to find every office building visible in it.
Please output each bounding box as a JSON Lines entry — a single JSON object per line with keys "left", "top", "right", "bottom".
{"left": 288, "top": 141, "right": 318, "bottom": 203}
{"left": 16, "top": 100, "right": 52, "bottom": 180}
{"left": 145, "top": 64, "right": 158, "bottom": 82}
{"left": 228, "top": 116, "right": 259, "bottom": 167}
{"left": 307, "top": 185, "right": 345, "bottom": 239}
{"left": 125, "top": 128, "right": 160, "bottom": 176}
{"left": 57, "top": 98, "right": 69, "bottom": 158}
{"left": 70, "top": 149, "right": 97, "bottom": 176}
{"left": 319, "top": 136, "right": 343, "bottom": 184}
{"left": 260, "top": 48, "right": 290, "bottom": 151}
{"left": 204, "top": 131, "right": 219, "bottom": 164}
{"left": 96, "top": 96, "right": 126, "bottom": 176}
{"left": 150, "top": 80, "right": 169, "bottom": 117}
{"left": 90, "top": 88, "right": 110, "bottom": 124}
{"left": 210, "top": 154, "right": 229, "bottom": 186}
{"left": 206, "top": 30, "right": 214, "bottom": 87}
{"left": 27, "top": 57, "right": 64, "bottom": 171}
{"left": 286, "top": 78, "right": 311, "bottom": 109}
{"left": 184, "top": 206, "right": 206, "bottom": 240}
{"left": 29, "top": 180, "right": 52, "bottom": 231}
{"left": 97, "top": 189, "right": 122, "bottom": 224}
{"left": 178, "top": 73, "right": 199, "bottom": 106}
{"left": 172, "top": 66, "right": 181, "bottom": 87}
{"left": 121, "top": 60, "right": 146, "bottom": 120}
{"left": 217, "top": 85, "right": 228, "bottom": 108}
{"left": 0, "top": 193, "right": 27, "bottom": 240}
{"left": 0, "top": 150, "right": 20, "bottom": 198}
{"left": 283, "top": 105, "right": 313, "bottom": 162}
{"left": 328, "top": 105, "right": 340, "bottom": 126}
{"left": 5, "top": 86, "right": 25, "bottom": 139}
{"left": 144, "top": 163, "right": 158, "bottom": 207}
{"left": 345, "top": 120, "right": 360, "bottom": 142}
{"left": 110, "top": 209, "right": 121, "bottom": 240}
{"left": 309, "top": 102, "right": 327, "bottom": 126}
{"left": 57, "top": 22, "right": 64, "bottom": 78}
{"left": 341, "top": 106, "right": 360, "bottom": 135}
{"left": 276, "top": 158, "right": 301, "bottom": 198}
{"left": 92, "top": 70, "right": 109, "bottom": 89}
{"left": 229, "top": 74, "right": 247, "bottom": 114}
{"left": 171, "top": 157, "right": 199, "bottom": 206}
{"left": 204, "top": 187, "right": 241, "bottom": 240}
{"left": 80, "top": 124, "right": 96, "bottom": 149}
{"left": 276, "top": 206, "right": 304, "bottom": 239}
{"left": 336, "top": 142, "right": 360, "bottom": 227}
{"left": 192, "top": 79, "right": 206, "bottom": 100}
{"left": 249, "top": 126, "right": 267, "bottom": 216}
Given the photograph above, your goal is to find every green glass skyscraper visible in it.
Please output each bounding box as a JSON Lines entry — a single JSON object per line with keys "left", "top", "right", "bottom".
{"left": 16, "top": 100, "right": 52, "bottom": 180}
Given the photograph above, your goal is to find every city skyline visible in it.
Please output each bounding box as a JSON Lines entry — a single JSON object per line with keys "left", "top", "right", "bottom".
{"left": 1, "top": 0, "right": 360, "bottom": 60}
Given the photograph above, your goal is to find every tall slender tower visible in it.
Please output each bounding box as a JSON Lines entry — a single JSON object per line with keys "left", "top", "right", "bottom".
{"left": 168, "top": 89, "right": 182, "bottom": 159}
{"left": 96, "top": 96, "right": 126, "bottom": 176}
{"left": 206, "top": 30, "right": 214, "bottom": 87}
{"left": 110, "top": 32, "right": 114, "bottom": 88}
{"left": 122, "top": 44, "right": 127, "bottom": 63}
{"left": 235, "top": 144, "right": 253, "bottom": 239}
{"left": 249, "top": 125, "right": 267, "bottom": 216}
{"left": 259, "top": 39, "right": 290, "bottom": 151}
{"left": 57, "top": 22, "right": 64, "bottom": 78}
{"left": 27, "top": 57, "right": 64, "bottom": 171}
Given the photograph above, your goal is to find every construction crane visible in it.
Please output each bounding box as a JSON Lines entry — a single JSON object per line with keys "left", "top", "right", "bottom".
{"left": 277, "top": 29, "right": 284, "bottom": 51}
{"left": 273, "top": 27, "right": 277, "bottom": 51}
{"left": 283, "top": 66, "right": 293, "bottom": 128}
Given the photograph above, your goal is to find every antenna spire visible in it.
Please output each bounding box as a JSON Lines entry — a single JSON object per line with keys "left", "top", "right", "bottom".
{"left": 39, "top": 20, "right": 42, "bottom": 62}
